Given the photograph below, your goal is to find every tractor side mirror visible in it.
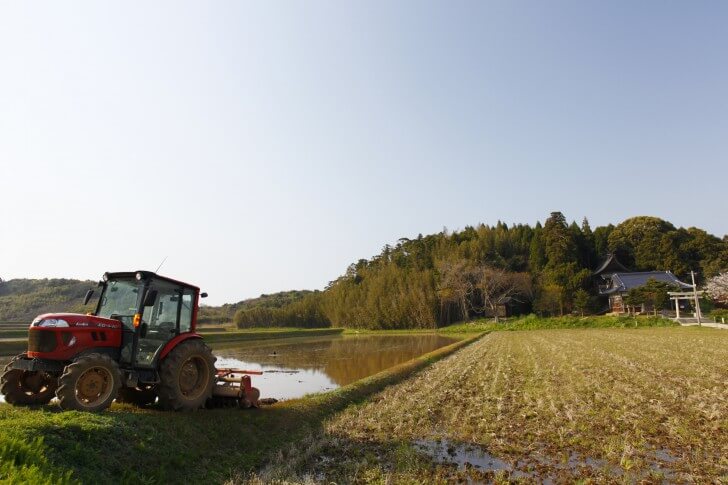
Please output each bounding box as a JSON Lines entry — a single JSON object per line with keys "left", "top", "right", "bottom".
{"left": 140, "top": 322, "right": 148, "bottom": 338}
{"left": 143, "top": 289, "right": 158, "bottom": 307}
{"left": 83, "top": 289, "right": 95, "bottom": 306}
{"left": 200, "top": 292, "right": 208, "bottom": 298}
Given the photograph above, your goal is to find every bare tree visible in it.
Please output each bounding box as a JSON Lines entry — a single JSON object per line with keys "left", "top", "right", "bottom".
{"left": 472, "top": 267, "right": 532, "bottom": 322}
{"left": 435, "top": 259, "right": 475, "bottom": 323}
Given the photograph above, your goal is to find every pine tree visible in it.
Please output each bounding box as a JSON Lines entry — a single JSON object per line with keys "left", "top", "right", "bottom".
{"left": 529, "top": 227, "right": 546, "bottom": 272}
{"left": 573, "top": 289, "right": 591, "bottom": 316}
{"left": 543, "top": 212, "right": 577, "bottom": 267}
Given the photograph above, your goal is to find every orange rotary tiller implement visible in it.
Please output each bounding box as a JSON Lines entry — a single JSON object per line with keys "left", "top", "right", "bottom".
{"left": 210, "top": 368, "right": 262, "bottom": 408}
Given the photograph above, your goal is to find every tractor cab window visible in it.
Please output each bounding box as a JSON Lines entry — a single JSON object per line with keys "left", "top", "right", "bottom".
{"left": 97, "top": 279, "right": 140, "bottom": 328}
{"left": 136, "top": 281, "right": 183, "bottom": 366}
{"left": 142, "top": 282, "right": 181, "bottom": 335}
{"left": 179, "top": 290, "right": 194, "bottom": 333}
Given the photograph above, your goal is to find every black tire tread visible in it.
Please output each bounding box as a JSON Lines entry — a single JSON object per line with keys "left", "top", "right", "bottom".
{"left": 0, "top": 354, "right": 57, "bottom": 406}
{"left": 157, "top": 339, "right": 216, "bottom": 411}
{"left": 56, "top": 353, "right": 121, "bottom": 412}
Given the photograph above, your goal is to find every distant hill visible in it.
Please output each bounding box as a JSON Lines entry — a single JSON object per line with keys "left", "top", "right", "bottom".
{"left": 0, "top": 277, "right": 312, "bottom": 325}
{"left": 197, "top": 290, "right": 314, "bottom": 325}
{"left": 0, "top": 278, "right": 96, "bottom": 321}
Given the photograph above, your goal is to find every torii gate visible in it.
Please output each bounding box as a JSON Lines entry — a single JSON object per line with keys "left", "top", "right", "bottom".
{"left": 668, "top": 291, "right": 705, "bottom": 317}
{"left": 668, "top": 270, "right": 706, "bottom": 325}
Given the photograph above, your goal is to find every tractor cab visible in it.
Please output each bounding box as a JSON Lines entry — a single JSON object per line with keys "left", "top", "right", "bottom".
{"left": 90, "top": 271, "right": 204, "bottom": 369}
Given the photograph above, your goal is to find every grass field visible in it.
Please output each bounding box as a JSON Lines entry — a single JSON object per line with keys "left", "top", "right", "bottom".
{"left": 440, "top": 314, "right": 678, "bottom": 333}
{"left": 0, "top": 335, "right": 479, "bottom": 484}
{"left": 257, "top": 326, "right": 728, "bottom": 483}
{"left": 1, "top": 322, "right": 726, "bottom": 483}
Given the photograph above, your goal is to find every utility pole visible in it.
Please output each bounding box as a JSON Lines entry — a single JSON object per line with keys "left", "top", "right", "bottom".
{"left": 691, "top": 270, "right": 701, "bottom": 326}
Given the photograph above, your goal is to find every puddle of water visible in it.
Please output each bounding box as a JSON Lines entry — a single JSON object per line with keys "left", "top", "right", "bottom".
{"left": 0, "top": 334, "right": 457, "bottom": 403}
{"left": 413, "top": 438, "right": 516, "bottom": 474}
{"left": 414, "top": 438, "right": 619, "bottom": 481}
{"left": 653, "top": 448, "right": 679, "bottom": 463}
{"left": 413, "top": 439, "right": 685, "bottom": 481}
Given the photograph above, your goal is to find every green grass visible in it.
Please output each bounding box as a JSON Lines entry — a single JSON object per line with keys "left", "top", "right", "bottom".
{"left": 202, "top": 328, "right": 343, "bottom": 344}
{"left": 0, "top": 329, "right": 29, "bottom": 339}
{"left": 710, "top": 309, "right": 728, "bottom": 321}
{"left": 0, "top": 334, "right": 480, "bottom": 484}
{"left": 340, "top": 314, "right": 673, "bottom": 336}
{"left": 196, "top": 326, "right": 231, "bottom": 333}
{"left": 0, "top": 340, "right": 25, "bottom": 356}
{"left": 342, "top": 327, "right": 458, "bottom": 336}
{"left": 440, "top": 314, "right": 678, "bottom": 333}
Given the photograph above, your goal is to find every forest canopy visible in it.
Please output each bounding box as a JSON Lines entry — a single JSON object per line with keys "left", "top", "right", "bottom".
{"left": 233, "top": 212, "right": 728, "bottom": 329}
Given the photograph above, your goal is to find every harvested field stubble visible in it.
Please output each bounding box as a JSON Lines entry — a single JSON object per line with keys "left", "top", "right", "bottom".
{"left": 262, "top": 327, "right": 728, "bottom": 483}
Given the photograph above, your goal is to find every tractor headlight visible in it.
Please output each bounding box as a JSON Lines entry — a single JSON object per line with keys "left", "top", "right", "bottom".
{"left": 35, "top": 319, "right": 70, "bottom": 328}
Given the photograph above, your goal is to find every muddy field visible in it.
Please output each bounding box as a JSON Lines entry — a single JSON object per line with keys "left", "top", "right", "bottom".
{"left": 258, "top": 327, "right": 728, "bottom": 483}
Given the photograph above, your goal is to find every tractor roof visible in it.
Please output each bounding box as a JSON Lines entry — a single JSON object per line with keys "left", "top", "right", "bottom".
{"left": 104, "top": 271, "right": 200, "bottom": 291}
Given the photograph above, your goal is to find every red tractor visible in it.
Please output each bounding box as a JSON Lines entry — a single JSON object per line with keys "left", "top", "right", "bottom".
{"left": 0, "top": 271, "right": 260, "bottom": 412}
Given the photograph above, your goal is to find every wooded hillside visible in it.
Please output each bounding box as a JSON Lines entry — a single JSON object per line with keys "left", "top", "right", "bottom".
{"left": 0, "top": 279, "right": 95, "bottom": 321}
{"left": 233, "top": 212, "right": 728, "bottom": 329}
{"left": 0, "top": 277, "right": 312, "bottom": 325}
{"left": 197, "top": 290, "right": 314, "bottom": 325}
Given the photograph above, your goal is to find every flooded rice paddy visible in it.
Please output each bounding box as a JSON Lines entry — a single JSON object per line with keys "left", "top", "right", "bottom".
{"left": 0, "top": 334, "right": 458, "bottom": 402}
{"left": 213, "top": 334, "right": 458, "bottom": 400}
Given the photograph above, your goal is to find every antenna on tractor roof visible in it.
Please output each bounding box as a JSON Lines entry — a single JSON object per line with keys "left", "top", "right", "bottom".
{"left": 155, "top": 256, "right": 168, "bottom": 274}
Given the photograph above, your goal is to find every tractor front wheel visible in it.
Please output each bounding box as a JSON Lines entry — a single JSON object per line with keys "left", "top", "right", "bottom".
{"left": 56, "top": 353, "right": 121, "bottom": 412}
{"left": 157, "top": 339, "right": 215, "bottom": 411}
{"left": 0, "top": 356, "right": 58, "bottom": 405}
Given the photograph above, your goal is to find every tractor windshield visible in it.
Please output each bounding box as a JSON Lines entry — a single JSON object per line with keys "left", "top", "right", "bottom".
{"left": 97, "top": 279, "right": 140, "bottom": 326}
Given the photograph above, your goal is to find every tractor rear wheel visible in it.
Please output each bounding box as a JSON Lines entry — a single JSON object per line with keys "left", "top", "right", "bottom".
{"left": 157, "top": 339, "right": 215, "bottom": 411}
{"left": 0, "top": 356, "right": 58, "bottom": 405}
{"left": 116, "top": 386, "right": 157, "bottom": 406}
{"left": 56, "top": 353, "right": 121, "bottom": 412}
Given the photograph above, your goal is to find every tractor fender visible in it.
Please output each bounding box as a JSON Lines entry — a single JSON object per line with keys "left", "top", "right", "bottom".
{"left": 159, "top": 333, "right": 204, "bottom": 360}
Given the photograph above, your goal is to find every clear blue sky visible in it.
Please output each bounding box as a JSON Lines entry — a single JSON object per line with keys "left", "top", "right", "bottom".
{"left": 1, "top": 1, "right": 726, "bottom": 304}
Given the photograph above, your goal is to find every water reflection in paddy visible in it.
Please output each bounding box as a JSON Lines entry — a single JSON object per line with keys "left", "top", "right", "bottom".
{"left": 212, "top": 334, "right": 458, "bottom": 400}
{"left": 0, "top": 334, "right": 458, "bottom": 403}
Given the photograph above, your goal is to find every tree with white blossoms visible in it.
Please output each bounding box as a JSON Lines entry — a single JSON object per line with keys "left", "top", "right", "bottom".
{"left": 706, "top": 273, "right": 728, "bottom": 306}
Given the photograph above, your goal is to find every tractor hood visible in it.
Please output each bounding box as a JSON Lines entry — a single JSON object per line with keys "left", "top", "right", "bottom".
{"left": 31, "top": 313, "right": 123, "bottom": 330}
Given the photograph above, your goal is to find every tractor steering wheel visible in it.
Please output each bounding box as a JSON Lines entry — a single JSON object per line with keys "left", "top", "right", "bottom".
{"left": 147, "top": 321, "right": 176, "bottom": 339}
